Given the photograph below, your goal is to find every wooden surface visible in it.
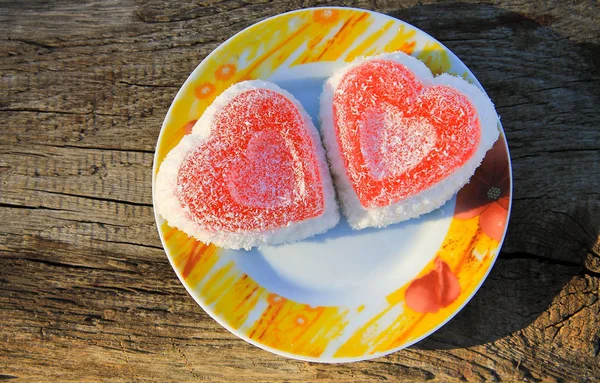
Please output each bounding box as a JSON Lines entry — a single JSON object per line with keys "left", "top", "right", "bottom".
{"left": 1, "top": 0, "right": 599, "bottom": 381}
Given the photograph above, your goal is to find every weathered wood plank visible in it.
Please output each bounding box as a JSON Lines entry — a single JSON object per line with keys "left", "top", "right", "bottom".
{"left": 1, "top": 0, "right": 599, "bottom": 382}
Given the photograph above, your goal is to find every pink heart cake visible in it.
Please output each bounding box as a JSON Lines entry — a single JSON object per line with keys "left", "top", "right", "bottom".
{"left": 320, "top": 52, "right": 499, "bottom": 229}
{"left": 155, "top": 81, "right": 339, "bottom": 249}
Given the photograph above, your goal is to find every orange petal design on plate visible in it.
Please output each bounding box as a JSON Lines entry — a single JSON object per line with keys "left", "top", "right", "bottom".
{"left": 215, "top": 64, "right": 236, "bottom": 81}
{"left": 194, "top": 83, "right": 215, "bottom": 99}
{"left": 312, "top": 8, "right": 340, "bottom": 24}
{"left": 455, "top": 138, "right": 510, "bottom": 240}
{"left": 405, "top": 258, "right": 461, "bottom": 313}
{"left": 480, "top": 201, "right": 509, "bottom": 242}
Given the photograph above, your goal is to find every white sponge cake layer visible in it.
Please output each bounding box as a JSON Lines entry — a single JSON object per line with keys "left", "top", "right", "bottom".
{"left": 320, "top": 52, "right": 499, "bottom": 229}
{"left": 155, "top": 80, "right": 339, "bottom": 249}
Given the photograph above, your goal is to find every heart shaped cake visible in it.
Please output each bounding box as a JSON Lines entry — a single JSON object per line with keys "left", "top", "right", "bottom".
{"left": 156, "top": 81, "right": 339, "bottom": 249}
{"left": 320, "top": 52, "right": 499, "bottom": 229}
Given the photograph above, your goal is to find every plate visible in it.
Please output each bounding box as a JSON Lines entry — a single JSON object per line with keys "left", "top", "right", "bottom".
{"left": 152, "top": 7, "right": 512, "bottom": 362}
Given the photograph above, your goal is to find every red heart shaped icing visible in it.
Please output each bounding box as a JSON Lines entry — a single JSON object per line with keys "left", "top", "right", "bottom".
{"left": 333, "top": 60, "right": 481, "bottom": 208}
{"left": 176, "top": 89, "right": 324, "bottom": 232}
{"left": 405, "top": 258, "right": 461, "bottom": 313}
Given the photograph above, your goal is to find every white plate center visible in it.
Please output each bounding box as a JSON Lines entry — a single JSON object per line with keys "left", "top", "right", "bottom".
{"left": 233, "top": 200, "right": 454, "bottom": 307}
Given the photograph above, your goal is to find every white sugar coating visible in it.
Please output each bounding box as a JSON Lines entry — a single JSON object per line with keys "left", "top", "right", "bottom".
{"left": 359, "top": 110, "right": 437, "bottom": 180}
{"left": 227, "top": 130, "right": 296, "bottom": 209}
{"left": 320, "top": 51, "right": 499, "bottom": 229}
{"left": 155, "top": 80, "right": 339, "bottom": 249}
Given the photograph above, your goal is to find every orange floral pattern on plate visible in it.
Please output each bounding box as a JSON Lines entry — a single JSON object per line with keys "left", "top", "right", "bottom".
{"left": 215, "top": 64, "right": 237, "bottom": 81}
{"left": 455, "top": 139, "right": 510, "bottom": 241}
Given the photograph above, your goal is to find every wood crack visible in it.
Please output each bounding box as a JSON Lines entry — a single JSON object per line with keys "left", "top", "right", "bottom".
{"left": 0, "top": 202, "right": 71, "bottom": 212}
{"left": 0, "top": 107, "right": 128, "bottom": 117}
{"left": 495, "top": 101, "right": 533, "bottom": 110}
{"left": 120, "top": 340, "right": 139, "bottom": 382}
{"left": 1, "top": 255, "right": 137, "bottom": 274}
{"left": 136, "top": 2, "right": 250, "bottom": 24}
{"left": 52, "top": 216, "right": 131, "bottom": 228}
{"left": 548, "top": 297, "right": 598, "bottom": 330}
{"left": 118, "top": 80, "right": 179, "bottom": 89}
{"left": 546, "top": 148, "right": 600, "bottom": 155}
{"left": 580, "top": 268, "right": 600, "bottom": 278}
{"left": 39, "top": 190, "right": 153, "bottom": 208}
{"left": 61, "top": 144, "right": 155, "bottom": 154}
{"left": 549, "top": 209, "right": 595, "bottom": 238}
{"left": 5, "top": 37, "right": 56, "bottom": 49}
{"left": 94, "top": 237, "right": 164, "bottom": 251}
{"left": 91, "top": 284, "right": 176, "bottom": 296}
{"left": 512, "top": 148, "right": 600, "bottom": 161}
{"left": 173, "top": 342, "right": 201, "bottom": 379}
{"left": 499, "top": 251, "right": 582, "bottom": 267}
{"left": 513, "top": 195, "right": 550, "bottom": 201}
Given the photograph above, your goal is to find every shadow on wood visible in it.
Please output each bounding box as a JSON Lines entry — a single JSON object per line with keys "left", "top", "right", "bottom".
{"left": 377, "top": 2, "right": 600, "bottom": 350}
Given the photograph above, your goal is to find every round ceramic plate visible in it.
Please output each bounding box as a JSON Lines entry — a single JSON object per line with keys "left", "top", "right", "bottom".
{"left": 152, "top": 7, "right": 512, "bottom": 362}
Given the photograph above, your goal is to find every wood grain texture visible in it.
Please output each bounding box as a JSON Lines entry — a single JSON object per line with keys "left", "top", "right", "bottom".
{"left": 1, "top": 0, "right": 599, "bottom": 382}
